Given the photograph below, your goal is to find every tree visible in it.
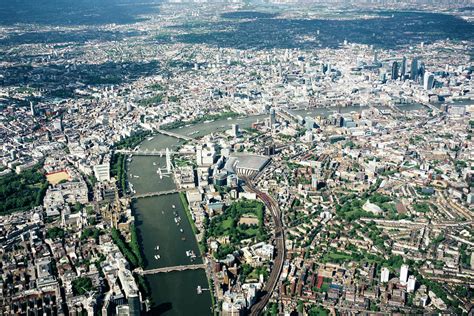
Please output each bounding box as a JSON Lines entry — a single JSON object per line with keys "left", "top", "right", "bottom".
{"left": 72, "top": 277, "right": 93, "bottom": 295}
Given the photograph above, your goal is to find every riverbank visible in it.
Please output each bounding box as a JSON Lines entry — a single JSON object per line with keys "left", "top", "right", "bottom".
{"left": 127, "top": 136, "right": 212, "bottom": 315}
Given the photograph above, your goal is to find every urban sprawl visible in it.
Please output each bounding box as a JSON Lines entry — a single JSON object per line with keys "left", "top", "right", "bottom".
{"left": 0, "top": 1, "right": 473, "bottom": 316}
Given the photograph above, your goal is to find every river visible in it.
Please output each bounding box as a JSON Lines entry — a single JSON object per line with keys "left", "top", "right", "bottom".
{"left": 126, "top": 104, "right": 426, "bottom": 315}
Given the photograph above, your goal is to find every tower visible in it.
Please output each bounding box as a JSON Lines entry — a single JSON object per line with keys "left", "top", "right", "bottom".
{"left": 381, "top": 267, "right": 390, "bottom": 283}
{"left": 269, "top": 108, "right": 276, "bottom": 127}
{"left": 30, "top": 101, "right": 35, "bottom": 116}
{"left": 407, "top": 275, "right": 416, "bottom": 293}
{"left": 400, "top": 56, "right": 406, "bottom": 80}
{"left": 231, "top": 124, "right": 239, "bottom": 137}
{"left": 391, "top": 61, "right": 399, "bottom": 80}
{"left": 399, "top": 264, "right": 409, "bottom": 285}
{"left": 410, "top": 58, "right": 419, "bottom": 81}
{"left": 423, "top": 72, "right": 434, "bottom": 90}
{"left": 196, "top": 145, "right": 203, "bottom": 166}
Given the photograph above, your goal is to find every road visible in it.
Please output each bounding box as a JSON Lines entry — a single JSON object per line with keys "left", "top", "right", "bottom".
{"left": 244, "top": 178, "right": 286, "bottom": 316}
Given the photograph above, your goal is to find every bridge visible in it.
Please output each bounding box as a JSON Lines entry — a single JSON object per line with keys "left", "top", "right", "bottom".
{"left": 131, "top": 189, "right": 184, "bottom": 199}
{"left": 421, "top": 102, "right": 441, "bottom": 114}
{"left": 156, "top": 129, "right": 194, "bottom": 141}
{"left": 276, "top": 108, "right": 298, "bottom": 123}
{"left": 135, "top": 263, "right": 205, "bottom": 275}
{"left": 116, "top": 149, "right": 194, "bottom": 156}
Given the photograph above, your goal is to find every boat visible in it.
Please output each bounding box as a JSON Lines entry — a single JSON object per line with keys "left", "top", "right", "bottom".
{"left": 227, "top": 117, "right": 232, "bottom": 120}
{"left": 197, "top": 286, "right": 202, "bottom": 294}
{"left": 156, "top": 245, "right": 160, "bottom": 250}
{"left": 172, "top": 204, "right": 176, "bottom": 209}
{"left": 147, "top": 137, "right": 154, "bottom": 141}
{"left": 180, "top": 229, "right": 184, "bottom": 233}
{"left": 186, "top": 250, "right": 191, "bottom": 256}
{"left": 154, "top": 255, "right": 160, "bottom": 260}
{"left": 204, "top": 119, "right": 214, "bottom": 124}
{"left": 133, "top": 175, "right": 140, "bottom": 178}
{"left": 153, "top": 162, "right": 157, "bottom": 166}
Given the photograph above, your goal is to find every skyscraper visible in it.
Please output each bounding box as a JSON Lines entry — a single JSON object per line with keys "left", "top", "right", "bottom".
{"left": 410, "top": 58, "right": 419, "bottom": 81}
{"left": 391, "top": 61, "right": 399, "bottom": 80}
{"left": 423, "top": 72, "right": 435, "bottom": 90}
{"left": 269, "top": 108, "right": 276, "bottom": 126}
{"left": 231, "top": 124, "right": 240, "bottom": 137}
{"left": 418, "top": 62, "right": 425, "bottom": 84}
{"left": 400, "top": 264, "right": 409, "bottom": 285}
{"left": 400, "top": 56, "right": 406, "bottom": 80}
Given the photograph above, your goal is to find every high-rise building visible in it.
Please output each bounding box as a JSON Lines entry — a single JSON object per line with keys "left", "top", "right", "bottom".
{"left": 400, "top": 56, "right": 406, "bottom": 80}
{"left": 400, "top": 264, "right": 409, "bottom": 285}
{"left": 418, "top": 62, "right": 425, "bottom": 84}
{"left": 311, "top": 175, "right": 318, "bottom": 190}
{"left": 410, "top": 58, "right": 419, "bottom": 81}
{"left": 407, "top": 275, "right": 416, "bottom": 293}
{"left": 30, "top": 101, "right": 35, "bottom": 116}
{"left": 269, "top": 108, "right": 276, "bottom": 126}
{"left": 231, "top": 124, "right": 240, "bottom": 137}
{"left": 381, "top": 267, "right": 390, "bottom": 283}
{"left": 391, "top": 61, "right": 399, "bottom": 80}
{"left": 423, "top": 72, "right": 435, "bottom": 90}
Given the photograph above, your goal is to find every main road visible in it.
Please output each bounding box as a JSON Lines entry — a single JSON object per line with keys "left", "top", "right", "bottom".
{"left": 244, "top": 177, "right": 286, "bottom": 316}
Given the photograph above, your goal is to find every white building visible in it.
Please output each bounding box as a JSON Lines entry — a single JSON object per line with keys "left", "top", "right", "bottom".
{"left": 407, "top": 275, "right": 416, "bottom": 293}
{"left": 381, "top": 267, "right": 390, "bottom": 283}
{"left": 94, "top": 163, "right": 110, "bottom": 182}
{"left": 400, "top": 264, "right": 409, "bottom": 285}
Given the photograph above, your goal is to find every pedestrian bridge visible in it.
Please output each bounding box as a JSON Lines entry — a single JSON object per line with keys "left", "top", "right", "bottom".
{"left": 134, "top": 263, "right": 205, "bottom": 275}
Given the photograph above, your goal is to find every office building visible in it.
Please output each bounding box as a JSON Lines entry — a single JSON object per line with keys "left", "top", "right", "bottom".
{"left": 423, "top": 72, "right": 435, "bottom": 90}
{"left": 94, "top": 163, "right": 111, "bottom": 182}
{"left": 231, "top": 124, "right": 240, "bottom": 137}
{"left": 400, "top": 56, "right": 406, "bottom": 80}
{"left": 391, "top": 61, "right": 399, "bottom": 80}
{"left": 269, "top": 108, "right": 276, "bottom": 126}
{"left": 410, "top": 58, "right": 419, "bottom": 81}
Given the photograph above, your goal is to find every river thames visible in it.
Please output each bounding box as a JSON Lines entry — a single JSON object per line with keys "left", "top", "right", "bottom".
{"left": 126, "top": 104, "right": 425, "bottom": 315}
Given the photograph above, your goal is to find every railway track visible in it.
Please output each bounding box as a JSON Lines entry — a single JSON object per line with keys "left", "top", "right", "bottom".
{"left": 244, "top": 178, "right": 286, "bottom": 316}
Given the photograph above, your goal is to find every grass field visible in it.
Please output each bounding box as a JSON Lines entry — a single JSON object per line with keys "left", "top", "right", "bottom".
{"left": 46, "top": 171, "right": 70, "bottom": 184}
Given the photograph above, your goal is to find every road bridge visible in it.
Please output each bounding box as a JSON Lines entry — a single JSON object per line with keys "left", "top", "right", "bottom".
{"left": 156, "top": 129, "right": 194, "bottom": 141}
{"left": 115, "top": 149, "right": 194, "bottom": 156}
{"left": 135, "top": 263, "right": 205, "bottom": 275}
{"left": 131, "top": 189, "right": 184, "bottom": 199}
